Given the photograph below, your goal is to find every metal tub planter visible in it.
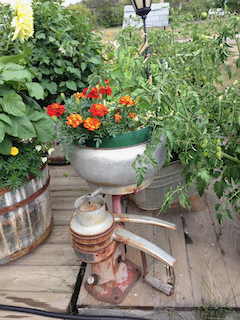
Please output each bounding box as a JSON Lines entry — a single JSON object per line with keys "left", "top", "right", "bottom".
{"left": 69, "top": 127, "right": 167, "bottom": 195}
{"left": 0, "top": 164, "right": 53, "bottom": 265}
{"left": 128, "top": 160, "right": 198, "bottom": 210}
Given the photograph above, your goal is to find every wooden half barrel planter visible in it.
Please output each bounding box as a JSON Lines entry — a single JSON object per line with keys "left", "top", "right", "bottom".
{"left": 0, "top": 164, "right": 53, "bottom": 265}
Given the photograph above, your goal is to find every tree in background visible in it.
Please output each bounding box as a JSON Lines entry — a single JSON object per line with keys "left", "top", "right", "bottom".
{"left": 82, "top": 0, "right": 124, "bottom": 27}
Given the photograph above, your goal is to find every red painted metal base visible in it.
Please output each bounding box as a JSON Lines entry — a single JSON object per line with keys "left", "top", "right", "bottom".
{"left": 85, "top": 243, "right": 142, "bottom": 304}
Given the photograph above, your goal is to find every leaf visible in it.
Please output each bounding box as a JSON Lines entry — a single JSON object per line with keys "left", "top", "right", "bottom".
{"left": 33, "top": 117, "right": 56, "bottom": 142}
{"left": 66, "top": 66, "right": 81, "bottom": 78}
{"left": 88, "top": 56, "right": 102, "bottom": 65}
{"left": 1, "top": 69, "right": 31, "bottom": 82}
{"left": 0, "top": 121, "right": 5, "bottom": 143}
{"left": 197, "top": 168, "right": 211, "bottom": 185}
{"left": 0, "top": 93, "right": 26, "bottom": 116}
{"left": 111, "top": 67, "right": 124, "bottom": 79}
{"left": 224, "top": 209, "right": 233, "bottom": 220}
{"left": 47, "top": 82, "right": 58, "bottom": 94}
{"left": 0, "top": 135, "right": 12, "bottom": 155}
{"left": 35, "top": 32, "right": 46, "bottom": 39}
{"left": 81, "top": 62, "right": 87, "bottom": 71}
{"left": 0, "top": 54, "right": 26, "bottom": 64}
{"left": 5, "top": 115, "right": 36, "bottom": 139}
{"left": 54, "top": 67, "right": 63, "bottom": 75}
{"left": 66, "top": 80, "right": 77, "bottom": 91}
{"left": 27, "top": 110, "right": 45, "bottom": 121}
{"left": 0, "top": 114, "right": 12, "bottom": 126}
{"left": 214, "top": 180, "right": 226, "bottom": 199}
{"left": 223, "top": 167, "right": 240, "bottom": 183}
{"left": 196, "top": 179, "right": 207, "bottom": 197}
{"left": 26, "top": 82, "right": 44, "bottom": 100}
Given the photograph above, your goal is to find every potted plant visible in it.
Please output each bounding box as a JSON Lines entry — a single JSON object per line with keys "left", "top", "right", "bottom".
{"left": 0, "top": 0, "right": 56, "bottom": 264}
{"left": 46, "top": 84, "right": 167, "bottom": 195}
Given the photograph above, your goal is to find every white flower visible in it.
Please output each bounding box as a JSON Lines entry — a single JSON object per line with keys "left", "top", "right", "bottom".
{"left": 35, "top": 145, "right": 42, "bottom": 152}
{"left": 48, "top": 148, "right": 55, "bottom": 156}
{"left": 41, "top": 157, "right": 48, "bottom": 163}
{"left": 11, "top": 0, "right": 34, "bottom": 43}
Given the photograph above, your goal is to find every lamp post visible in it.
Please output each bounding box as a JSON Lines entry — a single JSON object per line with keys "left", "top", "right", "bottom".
{"left": 130, "top": 0, "right": 152, "bottom": 78}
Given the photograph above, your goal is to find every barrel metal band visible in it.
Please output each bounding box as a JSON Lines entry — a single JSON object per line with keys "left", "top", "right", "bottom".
{"left": 0, "top": 176, "right": 50, "bottom": 216}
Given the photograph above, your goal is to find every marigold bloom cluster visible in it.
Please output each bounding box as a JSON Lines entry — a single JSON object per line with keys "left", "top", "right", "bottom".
{"left": 46, "top": 103, "right": 65, "bottom": 117}
{"left": 11, "top": 146, "right": 19, "bottom": 156}
{"left": 83, "top": 87, "right": 100, "bottom": 99}
{"left": 90, "top": 104, "right": 108, "bottom": 117}
{"left": 119, "top": 96, "right": 135, "bottom": 106}
{"left": 114, "top": 112, "right": 122, "bottom": 123}
{"left": 128, "top": 112, "right": 136, "bottom": 119}
{"left": 99, "top": 86, "right": 112, "bottom": 96}
{"left": 66, "top": 114, "right": 83, "bottom": 128}
{"left": 75, "top": 92, "right": 85, "bottom": 100}
{"left": 11, "top": 0, "right": 34, "bottom": 43}
{"left": 83, "top": 117, "right": 101, "bottom": 131}
{"left": 104, "top": 79, "right": 110, "bottom": 85}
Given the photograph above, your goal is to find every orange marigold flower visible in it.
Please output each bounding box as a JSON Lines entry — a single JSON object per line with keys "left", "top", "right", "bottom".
{"left": 90, "top": 104, "right": 108, "bottom": 117}
{"left": 46, "top": 103, "right": 65, "bottom": 117}
{"left": 83, "top": 117, "right": 101, "bottom": 131}
{"left": 104, "top": 79, "right": 110, "bottom": 85}
{"left": 114, "top": 112, "right": 122, "bottom": 123}
{"left": 119, "top": 96, "right": 135, "bottom": 106}
{"left": 83, "top": 87, "right": 100, "bottom": 99}
{"left": 66, "top": 114, "right": 83, "bottom": 128}
{"left": 99, "top": 85, "right": 112, "bottom": 96}
{"left": 75, "top": 92, "right": 85, "bottom": 100}
{"left": 128, "top": 112, "right": 136, "bottom": 119}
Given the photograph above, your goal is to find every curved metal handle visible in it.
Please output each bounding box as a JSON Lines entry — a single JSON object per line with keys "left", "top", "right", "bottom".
{"left": 113, "top": 214, "right": 176, "bottom": 231}
{"left": 112, "top": 227, "right": 176, "bottom": 268}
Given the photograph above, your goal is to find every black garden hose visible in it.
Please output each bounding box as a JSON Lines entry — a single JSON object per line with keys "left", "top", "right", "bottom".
{"left": 0, "top": 304, "right": 144, "bottom": 320}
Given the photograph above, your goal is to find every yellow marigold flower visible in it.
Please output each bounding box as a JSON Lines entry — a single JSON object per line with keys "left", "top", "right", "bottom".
{"left": 83, "top": 117, "right": 101, "bottom": 131}
{"left": 11, "top": 0, "right": 34, "bottom": 43}
{"left": 66, "top": 114, "right": 83, "bottom": 128}
{"left": 11, "top": 147, "right": 19, "bottom": 156}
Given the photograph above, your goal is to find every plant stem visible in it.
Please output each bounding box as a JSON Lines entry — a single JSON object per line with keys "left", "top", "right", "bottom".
{"left": 5, "top": 27, "right": 12, "bottom": 51}
{"left": 221, "top": 151, "right": 240, "bottom": 164}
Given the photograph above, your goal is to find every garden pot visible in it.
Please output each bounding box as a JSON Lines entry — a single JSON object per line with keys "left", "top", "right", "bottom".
{"left": 69, "top": 128, "right": 167, "bottom": 195}
{"left": 128, "top": 160, "right": 198, "bottom": 210}
{"left": 0, "top": 164, "right": 53, "bottom": 265}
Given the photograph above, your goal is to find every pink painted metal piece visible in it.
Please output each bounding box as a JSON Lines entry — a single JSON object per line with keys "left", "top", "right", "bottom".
{"left": 85, "top": 243, "right": 141, "bottom": 304}
{"left": 112, "top": 195, "right": 122, "bottom": 214}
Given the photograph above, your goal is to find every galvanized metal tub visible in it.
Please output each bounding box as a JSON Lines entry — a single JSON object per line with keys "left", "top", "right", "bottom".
{"left": 0, "top": 164, "right": 53, "bottom": 265}
{"left": 69, "top": 133, "right": 167, "bottom": 195}
{"left": 128, "top": 160, "right": 198, "bottom": 210}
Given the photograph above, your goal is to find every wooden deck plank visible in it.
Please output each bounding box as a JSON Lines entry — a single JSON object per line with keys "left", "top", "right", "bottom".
{"left": 7, "top": 243, "right": 80, "bottom": 266}
{"left": 0, "top": 265, "right": 79, "bottom": 293}
{"left": 205, "top": 182, "right": 240, "bottom": 307}
{"left": 153, "top": 210, "right": 195, "bottom": 308}
{"left": 183, "top": 204, "right": 236, "bottom": 307}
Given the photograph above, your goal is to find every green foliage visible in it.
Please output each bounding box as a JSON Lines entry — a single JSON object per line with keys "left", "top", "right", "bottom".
{"left": 82, "top": 0, "right": 124, "bottom": 27}
{"left": 24, "top": 0, "right": 103, "bottom": 106}
{"left": 0, "top": 57, "right": 56, "bottom": 155}
{"left": 0, "top": 141, "right": 50, "bottom": 191}
{"left": 67, "top": 3, "right": 97, "bottom": 26}
{"left": 98, "top": 12, "right": 240, "bottom": 223}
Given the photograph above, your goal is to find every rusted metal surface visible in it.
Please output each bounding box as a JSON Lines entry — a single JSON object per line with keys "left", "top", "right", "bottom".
{"left": 141, "top": 251, "right": 148, "bottom": 281}
{"left": 70, "top": 193, "right": 177, "bottom": 303}
{"left": 0, "top": 165, "right": 53, "bottom": 265}
{"left": 113, "top": 213, "right": 177, "bottom": 231}
{"left": 85, "top": 243, "right": 142, "bottom": 304}
{"left": 113, "top": 227, "right": 176, "bottom": 268}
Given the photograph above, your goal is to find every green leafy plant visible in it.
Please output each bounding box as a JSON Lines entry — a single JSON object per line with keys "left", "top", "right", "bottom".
{"left": 0, "top": 0, "right": 55, "bottom": 190}
{"left": 94, "top": 12, "right": 240, "bottom": 224}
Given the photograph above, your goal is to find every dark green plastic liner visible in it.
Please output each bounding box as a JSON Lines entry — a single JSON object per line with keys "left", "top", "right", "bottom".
{"left": 86, "top": 126, "right": 152, "bottom": 148}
